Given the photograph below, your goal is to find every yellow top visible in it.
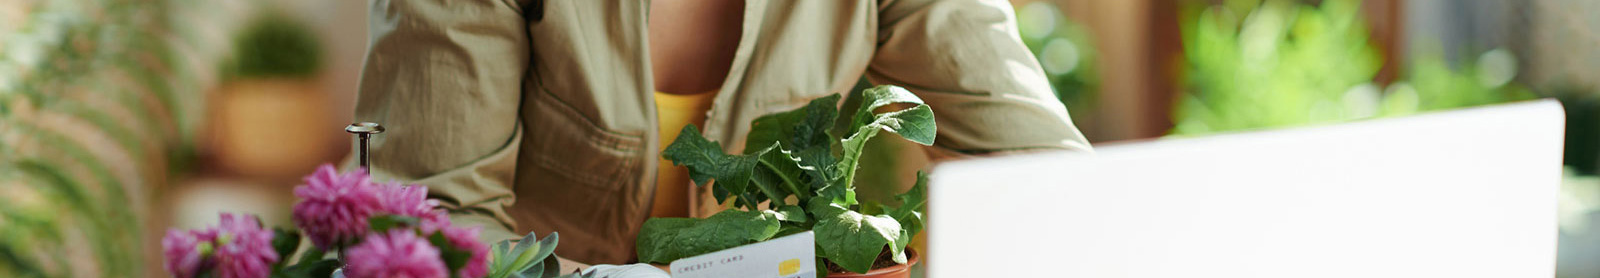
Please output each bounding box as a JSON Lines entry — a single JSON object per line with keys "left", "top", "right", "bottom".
{"left": 652, "top": 90, "right": 717, "bottom": 218}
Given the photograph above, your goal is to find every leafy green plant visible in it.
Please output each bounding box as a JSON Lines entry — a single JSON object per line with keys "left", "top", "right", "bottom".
{"left": 228, "top": 11, "right": 322, "bottom": 80}
{"left": 0, "top": 1, "right": 192, "bottom": 275}
{"left": 1380, "top": 48, "right": 1534, "bottom": 117}
{"left": 1, "top": 0, "right": 264, "bottom": 276}
{"left": 1173, "top": 0, "right": 1381, "bottom": 134}
{"left": 487, "top": 232, "right": 563, "bottom": 278}
{"left": 1173, "top": 0, "right": 1534, "bottom": 136}
{"left": 636, "top": 85, "right": 933, "bottom": 274}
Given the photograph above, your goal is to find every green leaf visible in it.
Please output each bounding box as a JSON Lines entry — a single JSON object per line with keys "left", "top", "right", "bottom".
{"left": 887, "top": 172, "right": 929, "bottom": 238}
{"left": 828, "top": 85, "right": 937, "bottom": 206}
{"left": 792, "top": 147, "right": 839, "bottom": 194}
{"left": 367, "top": 214, "right": 419, "bottom": 232}
{"left": 522, "top": 254, "right": 562, "bottom": 278}
{"left": 741, "top": 93, "right": 845, "bottom": 203}
{"left": 815, "top": 257, "right": 830, "bottom": 278}
{"left": 304, "top": 259, "right": 342, "bottom": 278}
{"left": 270, "top": 228, "right": 302, "bottom": 270}
{"left": 773, "top": 205, "right": 808, "bottom": 223}
{"left": 521, "top": 232, "right": 561, "bottom": 274}
{"left": 508, "top": 236, "right": 543, "bottom": 274}
{"left": 752, "top": 145, "right": 811, "bottom": 204}
{"left": 490, "top": 240, "right": 512, "bottom": 277}
{"left": 274, "top": 259, "right": 339, "bottom": 278}
{"left": 744, "top": 94, "right": 841, "bottom": 154}
{"left": 635, "top": 210, "right": 784, "bottom": 263}
{"left": 774, "top": 225, "right": 810, "bottom": 239}
{"left": 847, "top": 85, "right": 936, "bottom": 146}
{"left": 430, "top": 231, "right": 473, "bottom": 275}
{"left": 294, "top": 248, "right": 326, "bottom": 266}
{"left": 661, "top": 125, "right": 763, "bottom": 205}
{"left": 811, "top": 204, "right": 906, "bottom": 274}
{"left": 490, "top": 232, "right": 559, "bottom": 278}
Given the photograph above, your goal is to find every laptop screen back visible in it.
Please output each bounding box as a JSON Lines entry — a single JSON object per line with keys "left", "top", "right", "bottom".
{"left": 928, "top": 100, "right": 1564, "bottom": 277}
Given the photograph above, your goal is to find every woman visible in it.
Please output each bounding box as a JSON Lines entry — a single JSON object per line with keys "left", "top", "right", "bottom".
{"left": 353, "top": 0, "right": 1090, "bottom": 266}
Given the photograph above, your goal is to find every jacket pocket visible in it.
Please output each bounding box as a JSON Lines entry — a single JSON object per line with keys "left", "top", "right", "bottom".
{"left": 512, "top": 87, "right": 648, "bottom": 263}
{"left": 521, "top": 90, "right": 643, "bottom": 192}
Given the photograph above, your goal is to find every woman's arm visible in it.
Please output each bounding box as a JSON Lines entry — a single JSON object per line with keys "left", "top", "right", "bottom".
{"left": 353, "top": 0, "right": 529, "bottom": 243}
{"left": 870, "top": 0, "right": 1093, "bottom": 157}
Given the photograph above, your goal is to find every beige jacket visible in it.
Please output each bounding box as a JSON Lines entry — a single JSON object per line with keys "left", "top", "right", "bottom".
{"left": 354, "top": 0, "right": 1090, "bottom": 264}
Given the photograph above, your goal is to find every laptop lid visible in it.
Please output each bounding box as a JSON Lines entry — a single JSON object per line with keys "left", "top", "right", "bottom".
{"left": 928, "top": 100, "right": 1564, "bottom": 277}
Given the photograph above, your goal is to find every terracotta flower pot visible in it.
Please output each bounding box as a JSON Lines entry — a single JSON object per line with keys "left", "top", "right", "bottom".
{"left": 827, "top": 249, "right": 919, "bottom": 278}
{"left": 208, "top": 78, "right": 335, "bottom": 178}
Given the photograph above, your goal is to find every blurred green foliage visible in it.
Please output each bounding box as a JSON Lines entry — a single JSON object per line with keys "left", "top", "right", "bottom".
{"left": 1173, "top": 0, "right": 1533, "bottom": 135}
{"left": 1016, "top": 1, "right": 1100, "bottom": 122}
{"left": 229, "top": 12, "right": 323, "bottom": 80}
{"left": 1388, "top": 49, "right": 1535, "bottom": 115}
{"left": 1174, "top": 0, "right": 1382, "bottom": 134}
{"left": 0, "top": 0, "right": 218, "bottom": 276}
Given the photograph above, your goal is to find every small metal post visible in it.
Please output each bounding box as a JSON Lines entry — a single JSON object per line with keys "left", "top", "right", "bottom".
{"left": 345, "top": 122, "right": 384, "bottom": 170}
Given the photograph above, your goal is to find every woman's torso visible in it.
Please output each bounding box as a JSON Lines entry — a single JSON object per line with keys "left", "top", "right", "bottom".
{"left": 509, "top": 0, "right": 879, "bottom": 264}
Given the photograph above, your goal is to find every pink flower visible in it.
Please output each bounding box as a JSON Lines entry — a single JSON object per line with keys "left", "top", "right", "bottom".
{"left": 162, "top": 229, "right": 213, "bottom": 278}
{"left": 376, "top": 183, "right": 447, "bottom": 226}
{"left": 162, "top": 213, "right": 279, "bottom": 278}
{"left": 439, "top": 225, "right": 490, "bottom": 278}
{"left": 293, "top": 164, "right": 382, "bottom": 249}
{"left": 212, "top": 213, "right": 279, "bottom": 278}
{"left": 415, "top": 215, "right": 489, "bottom": 278}
{"left": 345, "top": 230, "right": 450, "bottom": 278}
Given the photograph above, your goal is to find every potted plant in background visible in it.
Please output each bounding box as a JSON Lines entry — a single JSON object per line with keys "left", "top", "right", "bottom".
{"left": 208, "top": 10, "right": 335, "bottom": 179}
{"left": 636, "top": 85, "right": 932, "bottom": 277}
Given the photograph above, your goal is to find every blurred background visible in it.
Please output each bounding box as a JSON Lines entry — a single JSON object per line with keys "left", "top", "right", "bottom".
{"left": 4, "top": 0, "right": 1600, "bottom": 277}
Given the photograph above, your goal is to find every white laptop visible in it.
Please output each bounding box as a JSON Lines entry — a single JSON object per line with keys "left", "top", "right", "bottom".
{"left": 928, "top": 100, "right": 1565, "bottom": 277}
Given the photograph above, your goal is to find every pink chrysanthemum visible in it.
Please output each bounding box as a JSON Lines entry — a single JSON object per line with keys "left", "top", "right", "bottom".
{"left": 345, "top": 230, "right": 450, "bottom": 278}
{"left": 438, "top": 225, "right": 490, "bottom": 278}
{"left": 212, "top": 213, "right": 279, "bottom": 278}
{"left": 418, "top": 210, "right": 453, "bottom": 232}
{"left": 162, "top": 229, "right": 213, "bottom": 278}
{"left": 293, "top": 164, "right": 382, "bottom": 249}
{"left": 415, "top": 215, "right": 488, "bottom": 278}
{"left": 163, "top": 213, "right": 279, "bottom": 278}
{"left": 376, "top": 183, "right": 447, "bottom": 226}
